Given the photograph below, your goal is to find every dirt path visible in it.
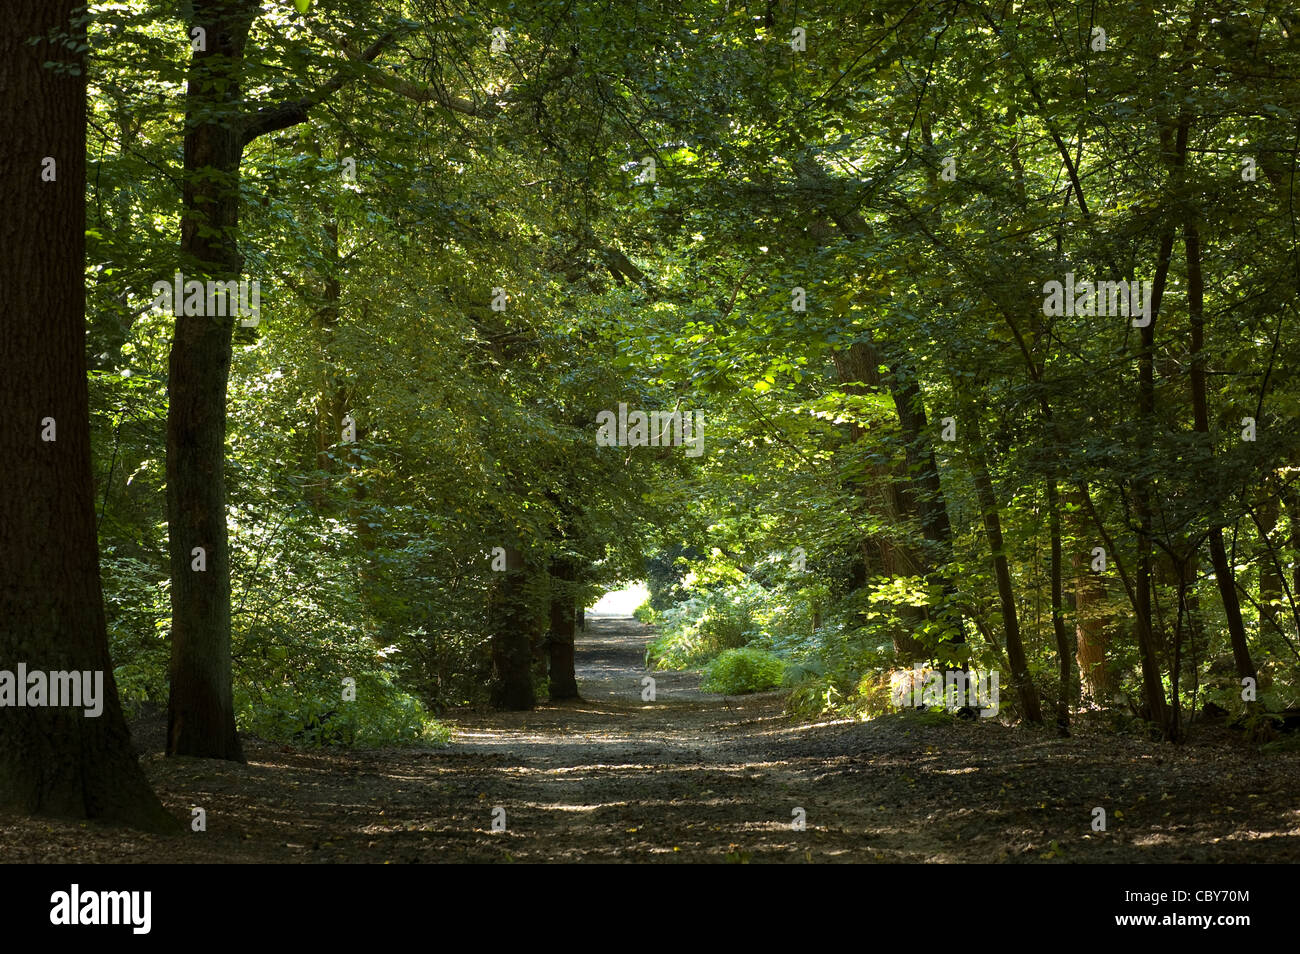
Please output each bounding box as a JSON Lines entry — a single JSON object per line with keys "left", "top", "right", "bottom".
{"left": 3, "top": 616, "right": 1298, "bottom": 862}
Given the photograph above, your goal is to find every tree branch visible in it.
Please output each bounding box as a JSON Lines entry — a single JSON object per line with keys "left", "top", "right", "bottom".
{"left": 239, "top": 32, "right": 396, "bottom": 147}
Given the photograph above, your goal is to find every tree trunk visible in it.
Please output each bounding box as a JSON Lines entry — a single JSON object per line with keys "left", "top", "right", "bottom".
{"left": 968, "top": 420, "right": 1042, "bottom": 723}
{"left": 831, "top": 342, "right": 944, "bottom": 662}
{"left": 165, "top": 0, "right": 259, "bottom": 760}
{"left": 1255, "top": 492, "right": 1284, "bottom": 634}
{"left": 547, "top": 558, "right": 580, "bottom": 700}
{"left": 489, "top": 547, "right": 536, "bottom": 710}
{"left": 1046, "top": 479, "right": 1073, "bottom": 733}
{"left": 890, "top": 362, "right": 954, "bottom": 561}
{"left": 1131, "top": 217, "right": 1177, "bottom": 733}
{"left": 801, "top": 158, "right": 960, "bottom": 659}
{"left": 1072, "top": 547, "right": 1114, "bottom": 703}
{"left": 1207, "top": 531, "right": 1256, "bottom": 683}
{"left": 1185, "top": 213, "right": 1256, "bottom": 688}
{"left": 0, "top": 0, "right": 175, "bottom": 831}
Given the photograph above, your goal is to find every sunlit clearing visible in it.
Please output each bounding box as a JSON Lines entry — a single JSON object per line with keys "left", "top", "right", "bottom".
{"left": 588, "top": 581, "right": 649, "bottom": 617}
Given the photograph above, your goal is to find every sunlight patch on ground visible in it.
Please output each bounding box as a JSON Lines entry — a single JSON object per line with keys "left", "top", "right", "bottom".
{"left": 587, "top": 581, "right": 649, "bottom": 617}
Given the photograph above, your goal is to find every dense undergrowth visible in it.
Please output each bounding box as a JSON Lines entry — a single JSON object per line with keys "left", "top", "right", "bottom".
{"left": 638, "top": 549, "right": 1300, "bottom": 731}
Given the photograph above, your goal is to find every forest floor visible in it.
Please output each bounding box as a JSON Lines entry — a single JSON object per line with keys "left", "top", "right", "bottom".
{"left": 3, "top": 616, "right": 1299, "bottom": 863}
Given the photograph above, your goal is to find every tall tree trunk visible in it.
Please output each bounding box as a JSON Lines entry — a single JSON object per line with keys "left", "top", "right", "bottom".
{"left": 831, "top": 341, "right": 950, "bottom": 661}
{"left": 1255, "top": 492, "right": 1284, "bottom": 635}
{"left": 489, "top": 546, "right": 536, "bottom": 710}
{"left": 547, "top": 557, "right": 580, "bottom": 700}
{"left": 1127, "top": 59, "right": 1195, "bottom": 736}
{"left": 801, "top": 157, "right": 960, "bottom": 658}
{"left": 1078, "top": 480, "right": 1168, "bottom": 728}
{"left": 165, "top": 0, "right": 259, "bottom": 760}
{"left": 0, "top": 0, "right": 175, "bottom": 831}
{"left": 1131, "top": 214, "right": 1177, "bottom": 733}
{"left": 1046, "top": 479, "right": 1073, "bottom": 733}
{"left": 1185, "top": 213, "right": 1257, "bottom": 688}
{"left": 1072, "top": 547, "right": 1115, "bottom": 703}
{"left": 1206, "top": 529, "right": 1255, "bottom": 682}
{"left": 832, "top": 344, "right": 913, "bottom": 658}
{"left": 891, "top": 364, "right": 955, "bottom": 560}
{"left": 968, "top": 419, "right": 1042, "bottom": 724}
{"left": 890, "top": 358, "right": 965, "bottom": 659}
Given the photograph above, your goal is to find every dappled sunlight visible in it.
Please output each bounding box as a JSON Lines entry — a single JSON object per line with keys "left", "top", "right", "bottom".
{"left": 22, "top": 616, "right": 1288, "bottom": 865}
{"left": 11, "top": 0, "right": 1292, "bottom": 879}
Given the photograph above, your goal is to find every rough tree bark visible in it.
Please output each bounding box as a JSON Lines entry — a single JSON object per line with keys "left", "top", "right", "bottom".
{"left": 546, "top": 557, "right": 581, "bottom": 700}
{"left": 489, "top": 546, "right": 537, "bottom": 710}
{"left": 165, "top": 2, "right": 393, "bottom": 758}
{"left": 165, "top": 0, "right": 260, "bottom": 760}
{"left": 0, "top": 0, "right": 176, "bottom": 831}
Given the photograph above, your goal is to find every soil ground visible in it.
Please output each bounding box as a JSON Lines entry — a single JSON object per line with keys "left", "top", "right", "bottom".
{"left": 2, "top": 616, "right": 1298, "bottom": 863}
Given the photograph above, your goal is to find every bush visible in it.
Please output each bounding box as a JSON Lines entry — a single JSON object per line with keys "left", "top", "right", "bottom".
{"left": 700, "top": 647, "right": 786, "bottom": 694}
{"left": 236, "top": 672, "right": 451, "bottom": 748}
{"left": 633, "top": 599, "right": 658, "bottom": 624}
{"left": 787, "top": 673, "right": 838, "bottom": 718}
{"left": 645, "top": 584, "right": 770, "bottom": 669}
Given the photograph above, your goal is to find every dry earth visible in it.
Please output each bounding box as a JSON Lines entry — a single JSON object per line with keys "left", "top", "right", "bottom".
{"left": 2, "top": 616, "right": 1298, "bottom": 863}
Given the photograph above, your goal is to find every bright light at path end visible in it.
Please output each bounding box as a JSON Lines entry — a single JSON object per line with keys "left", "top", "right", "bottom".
{"left": 588, "top": 582, "right": 649, "bottom": 617}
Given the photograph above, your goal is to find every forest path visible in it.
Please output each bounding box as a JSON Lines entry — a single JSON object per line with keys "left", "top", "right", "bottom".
{"left": 413, "top": 618, "right": 1298, "bottom": 862}
{"left": 442, "top": 615, "right": 809, "bottom": 861}
{"left": 4, "top": 616, "right": 1299, "bottom": 862}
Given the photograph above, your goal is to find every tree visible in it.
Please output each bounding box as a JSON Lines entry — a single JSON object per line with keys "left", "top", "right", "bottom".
{"left": 164, "top": 0, "right": 258, "bottom": 761}
{"left": 166, "top": 0, "right": 391, "bottom": 758}
{"left": 0, "top": 0, "right": 175, "bottom": 832}
{"left": 488, "top": 546, "right": 537, "bottom": 710}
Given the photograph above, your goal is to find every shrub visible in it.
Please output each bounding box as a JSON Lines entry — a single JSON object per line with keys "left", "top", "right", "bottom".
{"left": 236, "top": 672, "right": 451, "bottom": 748}
{"left": 788, "top": 672, "right": 854, "bottom": 718}
{"left": 645, "top": 583, "right": 770, "bottom": 669}
{"left": 700, "top": 647, "right": 786, "bottom": 694}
